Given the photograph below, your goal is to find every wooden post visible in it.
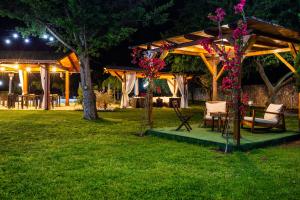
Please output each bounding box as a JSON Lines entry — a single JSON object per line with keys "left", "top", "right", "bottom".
{"left": 42, "top": 65, "right": 50, "bottom": 110}
{"left": 212, "top": 64, "right": 218, "bottom": 101}
{"left": 23, "top": 70, "right": 28, "bottom": 95}
{"left": 65, "top": 71, "right": 70, "bottom": 106}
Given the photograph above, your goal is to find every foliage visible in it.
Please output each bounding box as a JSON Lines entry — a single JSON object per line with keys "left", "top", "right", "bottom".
{"left": 295, "top": 53, "right": 300, "bottom": 92}
{"left": 102, "top": 76, "right": 121, "bottom": 91}
{"left": 165, "top": 54, "right": 206, "bottom": 73}
{"left": 0, "top": 109, "right": 300, "bottom": 199}
{"left": 95, "top": 92, "right": 113, "bottom": 109}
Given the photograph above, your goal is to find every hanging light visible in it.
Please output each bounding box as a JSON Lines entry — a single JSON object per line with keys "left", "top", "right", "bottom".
{"left": 52, "top": 67, "right": 57, "bottom": 72}
{"left": 18, "top": 83, "right": 22, "bottom": 87}
{"left": 26, "top": 67, "right": 31, "bottom": 72}
{"left": 0, "top": 67, "right": 5, "bottom": 71}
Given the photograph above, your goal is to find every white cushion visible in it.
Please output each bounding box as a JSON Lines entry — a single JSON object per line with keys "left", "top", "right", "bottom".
{"left": 244, "top": 116, "right": 277, "bottom": 124}
{"left": 264, "top": 104, "right": 283, "bottom": 121}
{"left": 206, "top": 101, "right": 226, "bottom": 116}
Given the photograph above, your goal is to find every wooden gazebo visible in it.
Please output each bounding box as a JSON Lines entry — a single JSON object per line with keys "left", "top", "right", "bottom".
{"left": 0, "top": 51, "right": 80, "bottom": 109}
{"left": 135, "top": 17, "right": 300, "bottom": 142}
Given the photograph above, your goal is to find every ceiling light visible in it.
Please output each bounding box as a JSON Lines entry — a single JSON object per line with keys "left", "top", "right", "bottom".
{"left": 0, "top": 67, "right": 5, "bottom": 71}
{"left": 13, "top": 64, "right": 19, "bottom": 69}
{"left": 52, "top": 67, "right": 57, "bottom": 72}
{"left": 26, "top": 67, "right": 31, "bottom": 72}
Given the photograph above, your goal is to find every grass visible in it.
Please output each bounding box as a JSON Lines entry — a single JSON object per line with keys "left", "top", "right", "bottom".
{"left": 0, "top": 107, "right": 300, "bottom": 199}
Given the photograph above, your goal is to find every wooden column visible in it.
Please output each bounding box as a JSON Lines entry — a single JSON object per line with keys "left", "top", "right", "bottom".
{"left": 42, "top": 65, "right": 50, "bottom": 110}
{"left": 65, "top": 71, "right": 70, "bottom": 106}
{"left": 212, "top": 64, "right": 218, "bottom": 101}
{"left": 23, "top": 70, "right": 28, "bottom": 95}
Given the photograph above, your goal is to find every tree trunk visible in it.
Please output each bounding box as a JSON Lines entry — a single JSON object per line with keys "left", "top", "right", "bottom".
{"left": 146, "top": 78, "right": 154, "bottom": 128}
{"left": 79, "top": 54, "right": 98, "bottom": 120}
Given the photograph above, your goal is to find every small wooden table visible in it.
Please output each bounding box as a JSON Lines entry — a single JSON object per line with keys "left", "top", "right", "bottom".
{"left": 210, "top": 112, "right": 227, "bottom": 132}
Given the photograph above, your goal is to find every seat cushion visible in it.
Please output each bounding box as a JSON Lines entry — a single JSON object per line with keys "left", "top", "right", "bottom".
{"left": 244, "top": 116, "right": 277, "bottom": 124}
{"left": 206, "top": 101, "right": 226, "bottom": 116}
{"left": 264, "top": 104, "right": 283, "bottom": 121}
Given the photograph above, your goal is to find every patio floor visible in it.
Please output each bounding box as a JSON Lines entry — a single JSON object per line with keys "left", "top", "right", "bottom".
{"left": 146, "top": 125, "right": 300, "bottom": 151}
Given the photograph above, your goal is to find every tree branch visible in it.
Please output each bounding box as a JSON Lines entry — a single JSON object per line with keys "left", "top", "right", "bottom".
{"left": 255, "top": 59, "right": 274, "bottom": 93}
{"left": 45, "top": 25, "right": 77, "bottom": 54}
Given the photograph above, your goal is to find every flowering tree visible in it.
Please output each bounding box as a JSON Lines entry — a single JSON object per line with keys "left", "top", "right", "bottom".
{"left": 132, "top": 48, "right": 166, "bottom": 131}
{"left": 199, "top": 0, "right": 249, "bottom": 145}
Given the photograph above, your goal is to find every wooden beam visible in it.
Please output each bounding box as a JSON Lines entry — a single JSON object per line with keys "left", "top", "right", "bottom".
{"left": 159, "top": 50, "right": 169, "bottom": 60}
{"left": 289, "top": 43, "right": 298, "bottom": 58}
{"left": 114, "top": 71, "right": 123, "bottom": 82}
{"left": 274, "top": 53, "right": 296, "bottom": 73}
{"left": 199, "top": 53, "right": 214, "bottom": 75}
{"left": 171, "top": 50, "right": 202, "bottom": 56}
{"left": 245, "top": 48, "right": 293, "bottom": 57}
{"left": 23, "top": 70, "right": 28, "bottom": 95}
{"left": 216, "top": 65, "right": 225, "bottom": 81}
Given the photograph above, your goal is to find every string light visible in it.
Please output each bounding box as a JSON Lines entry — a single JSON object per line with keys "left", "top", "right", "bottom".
{"left": 5, "top": 39, "right": 11, "bottom": 44}
{"left": 12, "top": 33, "right": 18, "bottom": 39}
{"left": 0, "top": 67, "right": 5, "bottom": 71}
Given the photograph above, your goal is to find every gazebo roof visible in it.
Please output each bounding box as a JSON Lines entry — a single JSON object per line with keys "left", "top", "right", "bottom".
{"left": 0, "top": 50, "right": 80, "bottom": 73}
{"left": 135, "top": 17, "right": 299, "bottom": 57}
{"left": 104, "top": 65, "right": 192, "bottom": 79}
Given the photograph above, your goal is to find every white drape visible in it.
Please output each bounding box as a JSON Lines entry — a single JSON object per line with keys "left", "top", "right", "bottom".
{"left": 134, "top": 78, "right": 139, "bottom": 96}
{"left": 40, "top": 66, "right": 46, "bottom": 108}
{"left": 18, "top": 70, "right": 24, "bottom": 94}
{"left": 120, "top": 72, "right": 136, "bottom": 108}
{"left": 176, "top": 75, "right": 188, "bottom": 108}
{"left": 167, "top": 78, "right": 178, "bottom": 97}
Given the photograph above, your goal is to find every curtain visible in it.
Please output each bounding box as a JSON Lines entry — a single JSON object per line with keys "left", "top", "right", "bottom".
{"left": 18, "top": 70, "right": 24, "bottom": 95}
{"left": 134, "top": 78, "right": 139, "bottom": 96}
{"left": 40, "top": 66, "right": 46, "bottom": 108}
{"left": 167, "top": 78, "right": 178, "bottom": 97}
{"left": 120, "top": 72, "right": 136, "bottom": 108}
{"left": 176, "top": 75, "right": 188, "bottom": 108}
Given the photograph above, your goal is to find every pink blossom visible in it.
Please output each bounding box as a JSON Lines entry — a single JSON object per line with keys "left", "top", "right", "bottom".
{"left": 234, "top": 0, "right": 246, "bottom": 14}
{"left": 208, "top": 8, "right": 226, "bottom": 22}
{"left": 233, "top": 23, "right": 248, "bottom": 40}
{"left": 199, "top": 38, "right": 213, "bottom": 53}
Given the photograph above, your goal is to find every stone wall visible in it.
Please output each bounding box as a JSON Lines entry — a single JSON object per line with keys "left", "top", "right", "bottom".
{"left": 189, "top": 83, "right": 298, "bottom": 109}
{"left": 243, "top": 83, "right": 298, "bottom": 108}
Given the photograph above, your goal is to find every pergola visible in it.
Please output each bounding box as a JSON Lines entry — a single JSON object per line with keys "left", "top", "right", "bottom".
{"left": 0, "top": 51, "right": 80, "bottom": 109}
{"left": 104, "top": 66, "right": 192, "bottom": 108}
{"left": 135, "top": 17, "right": 300, "bottom": 142}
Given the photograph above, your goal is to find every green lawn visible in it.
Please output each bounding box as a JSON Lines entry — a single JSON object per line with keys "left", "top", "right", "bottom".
{"left": 0, "top": 107, "right": 300, "bottom": 199}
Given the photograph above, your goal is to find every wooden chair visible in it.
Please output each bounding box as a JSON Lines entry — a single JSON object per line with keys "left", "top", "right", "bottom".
{"left": 203, "top": 101, "right": 227, "bottom": 128}
{"left": 172, "top": 100, "right": 192, "bottom": 132}
{"left": 241, "top": 104, "right": 286, "bottom": 133}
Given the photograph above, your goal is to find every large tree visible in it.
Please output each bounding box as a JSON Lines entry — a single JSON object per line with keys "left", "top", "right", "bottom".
{"left": 0, "top": 0, "right": 173, "bottom": 119}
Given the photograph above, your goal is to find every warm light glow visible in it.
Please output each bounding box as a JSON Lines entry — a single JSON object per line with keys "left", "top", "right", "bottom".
{"left": 5, "top": 39, "right": 11, "bottom": 44}
{"left": 13, "top": 33, "right": 19, "bottom": 39}
{"left": 52, "top": 67, "right": 57, "bottom": 72}
{"left": 26, "top": 67, "right": 31, "bottom": 72}
{"left": 24, "top": 38, "right": 30, "bottom": 43}
{"left": 18, "top": 83, "right": 22, "bottom": 87}
{"left": 13, "top": 64, "right": 19, "bottom": 69}
{"left": 0, "top": 67, "right": 5, "bottom": 71}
